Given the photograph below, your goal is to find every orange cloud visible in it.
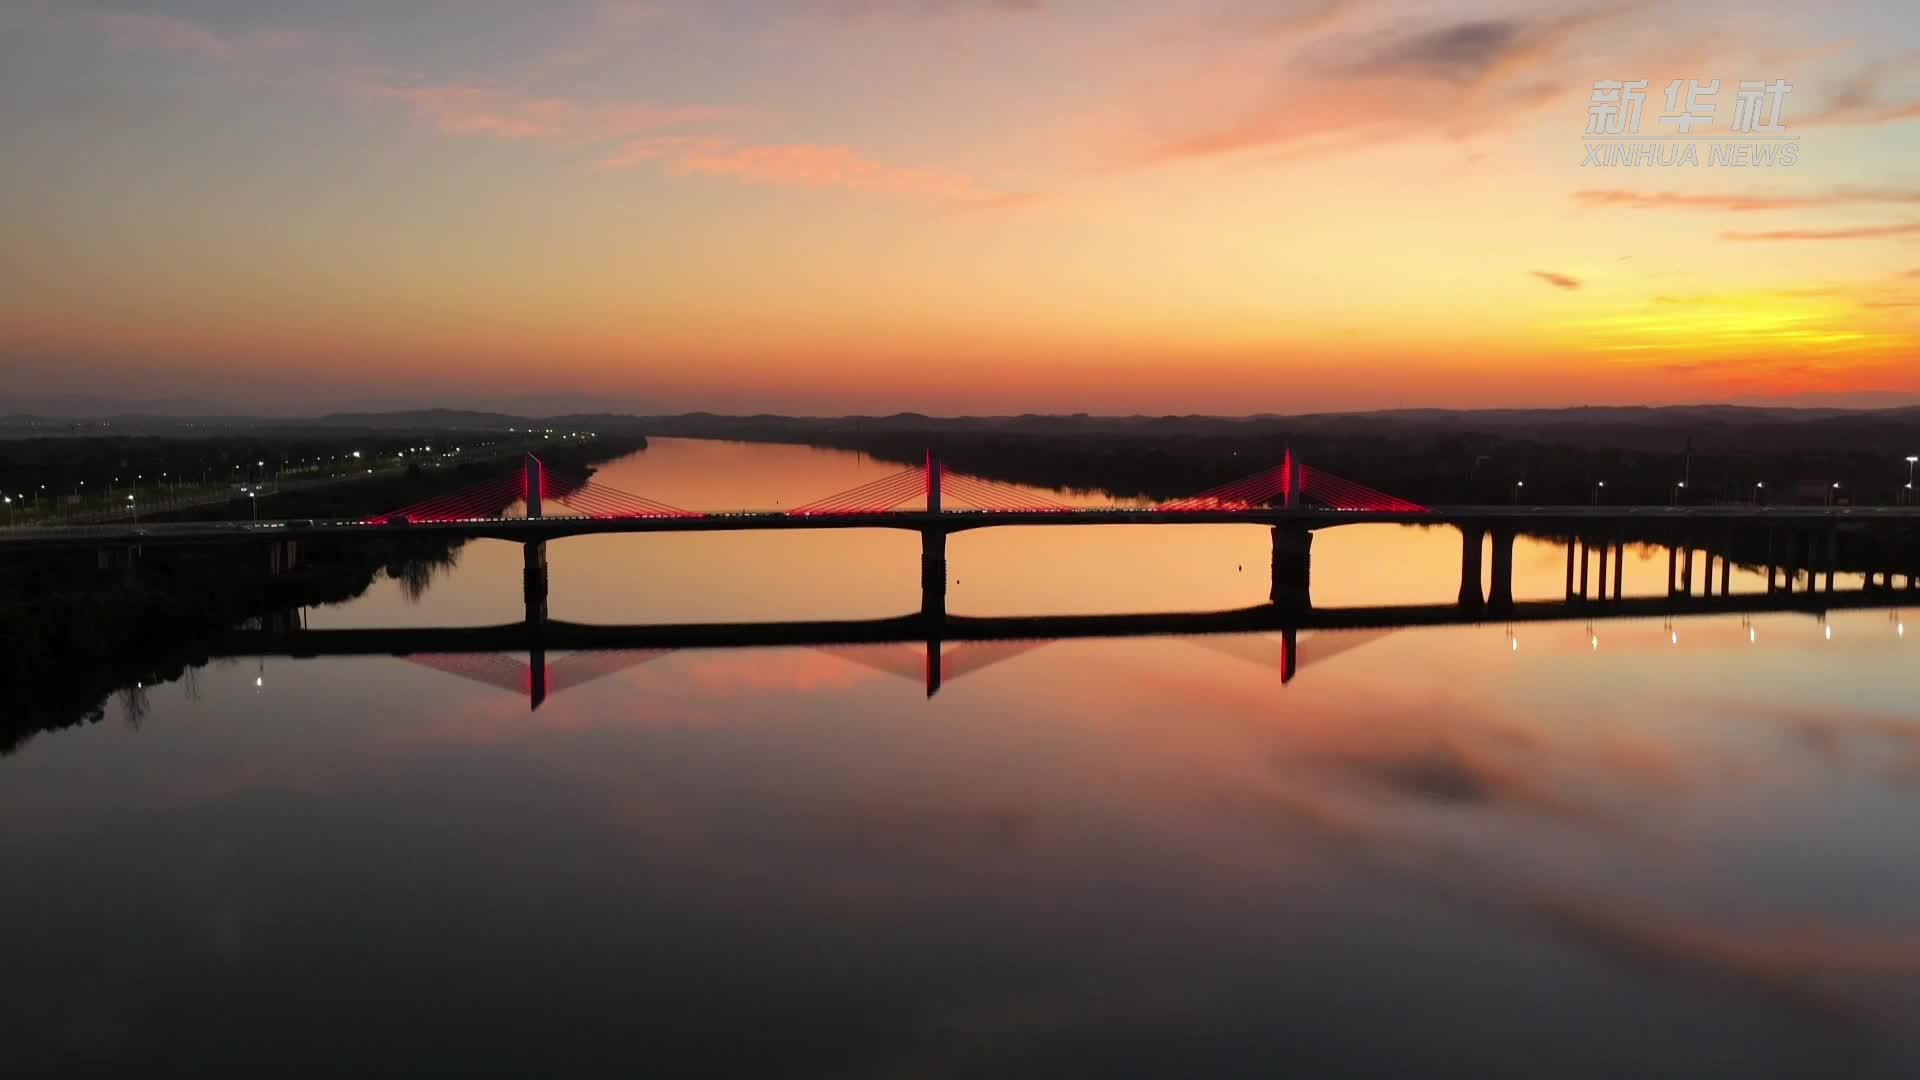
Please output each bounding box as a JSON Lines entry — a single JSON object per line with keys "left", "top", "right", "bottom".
{"left": 1575, "top": 187, "right": 1920, "bottom": 212}
{"left": 605, "top": 135, "right": 1007, "bottom": 202}
{"left": 1531, "top": 270, "right": 1582, "bottom": 290}
{"left": 1722, "top": 223, "right": 1920, "bottom": 242}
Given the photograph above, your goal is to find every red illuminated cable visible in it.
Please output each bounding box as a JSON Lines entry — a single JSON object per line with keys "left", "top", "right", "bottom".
{"left": 941, "top": 473, "right": 1073, "bottom": 512}
{"left": 788, "top": 468, "right": 927, "bottom": 515}
{"left": 814, "top": 472, "right": 926, "bottom": 513}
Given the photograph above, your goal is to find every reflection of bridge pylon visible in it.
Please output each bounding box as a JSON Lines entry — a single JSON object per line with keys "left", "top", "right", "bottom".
{"left": 1181, "top": 627, "right": 1395, "bottom": 685}
{"left": 818, "top": 626, "right": 1394, "bottom": 695}
{"left": 407, "top": 648, "right": 673, "bottom": 711}
{"left": 818, "top": 639, "right": 1051, "bottom": 698}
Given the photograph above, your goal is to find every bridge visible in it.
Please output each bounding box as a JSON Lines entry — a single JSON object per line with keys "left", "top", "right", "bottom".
{"left": 8, "top": 449, "right": 1919, "bottom": 629}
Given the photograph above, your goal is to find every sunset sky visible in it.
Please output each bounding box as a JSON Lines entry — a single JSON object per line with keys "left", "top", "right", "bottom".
{"left": 2, "top": 0, "right": 1918, "bottom": 414}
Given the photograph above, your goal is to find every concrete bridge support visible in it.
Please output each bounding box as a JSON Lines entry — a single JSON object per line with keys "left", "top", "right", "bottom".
{"left": 1596, "top": 542, "right": 1611, "bottom": 601}
{"left": 1458, "top": 525, "right": 1485, "bottom": 609}
{"left": 525, "top": 538, "right": 549, "bottom": 711}
{"left": 1612, "top": 537, "right": 1625, "bottom": 600}
{"left": 96, "top": 544, "right": 140, "bottom": 584}
{"left": 1578, "top": 537, "right": 1591, "bottom": 600}
{"left": 1487, "top": 527, "right": 1516, "bottom": 611}
{"left": 921, "top": 529, "right": 948, "bottom": 621}
{"left": 926, "top": 451, "right": 942, "bottom": 515}
{"left": 1271, "top": 528, "right": 1312, "bottom": 609}
{"left": 921, "top": 522, "right": 946, "bottom": 698}
{"left": 267, "top": 539, "right": 299, "bottom": 576}
{"left": 524, "top": 541, "right": 548, "bottom": 626}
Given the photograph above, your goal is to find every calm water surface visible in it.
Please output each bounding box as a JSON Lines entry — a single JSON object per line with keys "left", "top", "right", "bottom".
{"left": 4, "top": 438, "right": 1918, "bottom": 1077}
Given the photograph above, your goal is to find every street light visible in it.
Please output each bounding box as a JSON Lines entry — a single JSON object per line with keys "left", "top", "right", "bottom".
{"left": 1827, "top": 481, "right": 1841, "bottom": 507}
{"left": 3, "top": 495, "right": 11, "bottom": 527}
{"left": 1672, "top": 481, "right": 1687, "bottom": 506}
{"left": 127, "top": 493, "right": 137, "bottom": 524}
{"left": 1907, "top": 456, "right": 1918, "bottom": 504}
{"left": 1593, "top": 480, "right": 1606, "bottom": 505}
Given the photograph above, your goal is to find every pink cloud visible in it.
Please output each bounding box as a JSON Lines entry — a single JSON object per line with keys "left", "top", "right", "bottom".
{"left": 360, "top": 82, "right": 729, "bottom": 142}
{"left": 1794, "top": 52, "right": 1920, "bottom": 129}
{"left": 1576, "top": 187, "right": 1920, "bottom": 213}
{"left": 1126, "top": 6, "right": 1632, "bottom": 167}
{"left": 85, "top": 10, "right": 303, "bottom": 63}
{"left": 605, "top": 135, "right": 1011, "bottom": 203}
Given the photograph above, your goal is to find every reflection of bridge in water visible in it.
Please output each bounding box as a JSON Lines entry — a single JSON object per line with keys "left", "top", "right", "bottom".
{"left": 228, "top": 586, "right": 1909, "bottom": 711}
{"left": 399, "top": 631, "right": 1394, "bottom": 709}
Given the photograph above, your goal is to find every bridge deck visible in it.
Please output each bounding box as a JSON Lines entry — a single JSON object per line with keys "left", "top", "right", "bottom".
{"left": 6, "top": 504, "right": 1920, "bottom": 551}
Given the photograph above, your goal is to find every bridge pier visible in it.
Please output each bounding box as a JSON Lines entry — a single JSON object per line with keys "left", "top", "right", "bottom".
{"left": 1487, "top": 527, "right": 1515, "bottom": 611}
{"left": 1458, "top": 525, "right": 1485, "bottom": 609}
{"left": 96, "top": 544, "right": 140, "bottom": 583}
{"left": 1612, "top": 537, "right": 1625, "bottom": 600}
{"left": 524, "top": 540, "right": 549, "bottom": 626}
{"left": 1579, "top": 537, "right": 1591, "bottom": 600}
{"left": 267, "top": 539, "right": 299, "bottom": 577}
{"left": 1281, "top": 626, "right": 1299, "bottom": 685}
{"left": 1596, "top": 541, "right": 1611, "bottom": 601}
{"left": 1271, "top": 528, "right": 1312, "bottom": 609}
{"left": 921, "top": 529, "right": 948, "bottom": 621}
{"left": 921, "top": 525, "right": 946, "bottom": 698}
{"left": 1564, "top": 539, "right": 1575, "bottom": 601}
{"left": 1824, "top": 528, "right": 1838, "bottom": 594}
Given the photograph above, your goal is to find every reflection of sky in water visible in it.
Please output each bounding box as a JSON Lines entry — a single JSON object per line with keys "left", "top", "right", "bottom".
{"left": 2, "top": 440, "right": 1917, "bottom": 1076}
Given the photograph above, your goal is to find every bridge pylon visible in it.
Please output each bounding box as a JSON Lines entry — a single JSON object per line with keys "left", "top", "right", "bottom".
{"left": 525, "top": 454, "right": 544, "bottom": 519}
{"left": 926, "top": 449, "right": 942, "bottom": 514}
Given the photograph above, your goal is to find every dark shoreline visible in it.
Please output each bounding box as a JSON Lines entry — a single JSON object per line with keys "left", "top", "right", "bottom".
{"left": 0, "top": 435, "right": 647, "bottom": 755}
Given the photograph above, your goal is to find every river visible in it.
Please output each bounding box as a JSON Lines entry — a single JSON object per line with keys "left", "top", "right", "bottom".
{"left": 3, "top": 437, "right": 1917, "bottom": 1077}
